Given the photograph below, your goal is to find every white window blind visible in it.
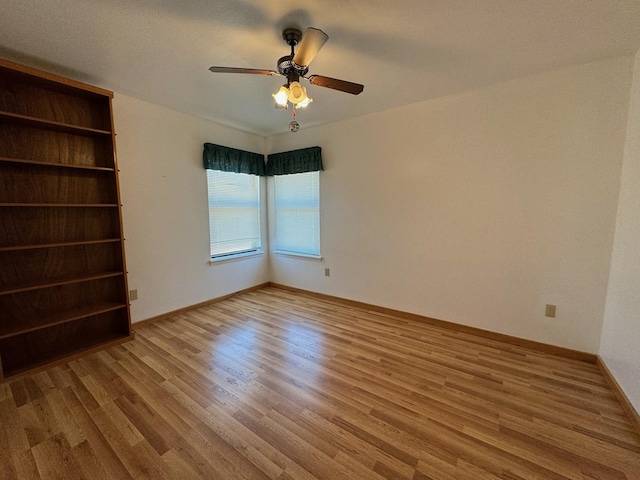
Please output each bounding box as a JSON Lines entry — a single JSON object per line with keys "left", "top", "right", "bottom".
{"left": 274, "top": 171, "right": 320, "bottom": 256}
{"left": 207, "top": 170, "right": 261, "bottom": 258}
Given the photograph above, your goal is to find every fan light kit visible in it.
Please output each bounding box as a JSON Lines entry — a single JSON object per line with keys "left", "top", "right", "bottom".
{"left": 209, "top": 27, "right": 364, "bottom": 132}
{"left": 273, "top": 81, "right": 312, "bottom": 109}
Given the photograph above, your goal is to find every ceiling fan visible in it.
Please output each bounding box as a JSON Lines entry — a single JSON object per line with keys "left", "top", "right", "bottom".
{"left": 209, "top": 27, "right": 364, "bottom": 110}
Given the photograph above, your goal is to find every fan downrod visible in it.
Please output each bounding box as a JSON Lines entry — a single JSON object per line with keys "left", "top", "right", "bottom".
{"left": 278, "top": 28, "right": 308, "bottom": 77}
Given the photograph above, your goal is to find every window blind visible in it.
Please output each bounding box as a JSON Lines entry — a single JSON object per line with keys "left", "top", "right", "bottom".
{"left": 207, "top": 170, "right": 261, "bottom": 258}
{"left": 274, "top": 171, "right": 320, "bottom": 256}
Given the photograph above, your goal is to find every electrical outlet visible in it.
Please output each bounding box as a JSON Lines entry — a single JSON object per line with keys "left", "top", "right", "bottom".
{"left": 545, "top": 304, "right": 556, "bottom": 318}
{"left": 324, "top": 268, "right": 330, "bottom": 277}
{"left": 129, "top": 289, "right": 138, "bottom": 301}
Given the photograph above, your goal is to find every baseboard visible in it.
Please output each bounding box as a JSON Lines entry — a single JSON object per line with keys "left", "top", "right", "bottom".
{"left": 597, "top": 356, "right": 640, "bottom": 434}
{"left": 268, "top": 282, "right": 597, "bottom": 364}
{"left": 132, "top": 282, "right": 270, "bottom": 329}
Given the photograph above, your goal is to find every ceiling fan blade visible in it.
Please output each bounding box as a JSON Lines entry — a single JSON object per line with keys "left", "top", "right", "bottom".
{"left": 307, "top": 75, "right": 364, "bottom": 95}
{"left": 209, "top": 66, "right": 278, "bottom": 76}
{"left": 292, "top": 28, "right": 329, "bottom": 68}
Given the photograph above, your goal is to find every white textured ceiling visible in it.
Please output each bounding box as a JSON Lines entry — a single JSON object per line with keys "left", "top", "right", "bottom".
{"left": 1, "top": 1, "right": 639, "bottom": 136}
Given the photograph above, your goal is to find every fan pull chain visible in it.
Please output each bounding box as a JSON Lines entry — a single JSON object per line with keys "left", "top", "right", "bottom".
{"left": 289, "top": 105, "right": 299, "bottom": 132}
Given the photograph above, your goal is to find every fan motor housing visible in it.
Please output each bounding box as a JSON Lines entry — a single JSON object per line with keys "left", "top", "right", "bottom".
{"left": 277, "top": 55, "right": 307, "bottom": 79}
{"left": 276, "top": 55, "right": 293, "bottom": 74}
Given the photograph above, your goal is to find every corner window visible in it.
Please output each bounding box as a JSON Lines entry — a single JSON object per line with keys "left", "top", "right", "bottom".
{"left": 274, "top": 171, "right": 320, "bottom": 257}
{"left": 207, "top": 170, "right": 261, "bottom": 259}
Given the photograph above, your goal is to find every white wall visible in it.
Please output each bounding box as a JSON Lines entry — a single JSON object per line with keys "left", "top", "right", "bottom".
{"left": 600, "top": 50, "right": 640, "bottom": 411}
{"left": 113, "top": 95, "right": 269, "bottom": 323}
{"left": 267, "top": 57, "right": 633, "bottom": 353}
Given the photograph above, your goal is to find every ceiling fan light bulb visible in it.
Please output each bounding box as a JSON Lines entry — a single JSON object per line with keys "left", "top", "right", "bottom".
{"left": 273, "top": 86, "right": 289, "bottom": 106}
{"left": 287, "top": 81, "right": 307, "bottom": 104}
{"left": 296, "top": 97, "right": 313, "bottom": 108}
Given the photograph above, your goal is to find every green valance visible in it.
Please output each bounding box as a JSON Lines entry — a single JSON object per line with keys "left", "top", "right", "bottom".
{"left": 266, "top": 146, "right": 323, "bottom": 176}
{"left": 203, "top": 143, "right": 266, "bottom": 176}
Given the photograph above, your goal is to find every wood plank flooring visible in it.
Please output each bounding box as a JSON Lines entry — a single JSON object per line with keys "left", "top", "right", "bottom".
{"left": 1, "top": 285, "right": 639, "bottom": 479}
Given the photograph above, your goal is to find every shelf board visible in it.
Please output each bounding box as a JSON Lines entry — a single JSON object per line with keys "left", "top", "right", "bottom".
{"left": 0, "top": 238, "right": 121, "bottom": 253}
{"left": 0, "top": 333, "right": 134, "bottom": 380}
{"left": 0, "top": 203, "right": 119, "bottom": 208}
{"left": 0, "top": 110, "right": 112, "bottom": 137}
{"left": 0, "top": 157, "right": 115, "bottom": 172}
{"left": 0, "top": 59, "right": 114, "bottom": 100}
{"left": 0, "top": 302, "right": 128, "bottom": 340}
{"left": 0, "top": 271, "right": 124, "bottom": 296}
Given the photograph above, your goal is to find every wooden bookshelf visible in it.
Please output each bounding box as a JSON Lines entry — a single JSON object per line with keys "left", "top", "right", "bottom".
{"left": 0, "top": 59, "right": 132, "bottom": 380}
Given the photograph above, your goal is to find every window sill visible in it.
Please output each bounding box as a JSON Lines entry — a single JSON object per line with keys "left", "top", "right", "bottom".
{"left": 274, "top": 250, "right": 323, "bottom": 261}
{"left": 209, "top": 249, "right": 264, "bottom": 264}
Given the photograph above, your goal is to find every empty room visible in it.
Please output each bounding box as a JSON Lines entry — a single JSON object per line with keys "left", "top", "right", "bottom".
{"left": 1, "top": 1, "right": 640, "bottom": 479}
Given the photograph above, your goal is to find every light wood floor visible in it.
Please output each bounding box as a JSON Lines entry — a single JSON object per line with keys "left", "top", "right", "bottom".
{"left": 1, "top": 286, "right": 639, "bottom": 479}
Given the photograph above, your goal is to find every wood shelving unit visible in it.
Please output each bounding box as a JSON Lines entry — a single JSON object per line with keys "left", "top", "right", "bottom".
{"left": 0, "top": 59, "right": 132, "bottom": 379}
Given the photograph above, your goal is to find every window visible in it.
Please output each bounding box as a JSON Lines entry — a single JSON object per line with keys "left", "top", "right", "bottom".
{"left": 207, "top": 170, "right": 261, "bottom": 259}
{"left": 274, "top": 171, "right": 320, "bottom": 257}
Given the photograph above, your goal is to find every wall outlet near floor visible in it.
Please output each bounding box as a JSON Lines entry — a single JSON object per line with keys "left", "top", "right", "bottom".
{"left": 324, "top": 268, "right": 330, "bottom": 277}
{"left": 129, "top": 289, "right": 138, "bottom": 301}
{"left": 545, "top": 304, "right": 556, "bottom": 318}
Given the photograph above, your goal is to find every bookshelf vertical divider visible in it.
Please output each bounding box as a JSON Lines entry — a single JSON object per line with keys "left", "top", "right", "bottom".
{"left": 0, "top": 59, "right": 133, "bottom": 379}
